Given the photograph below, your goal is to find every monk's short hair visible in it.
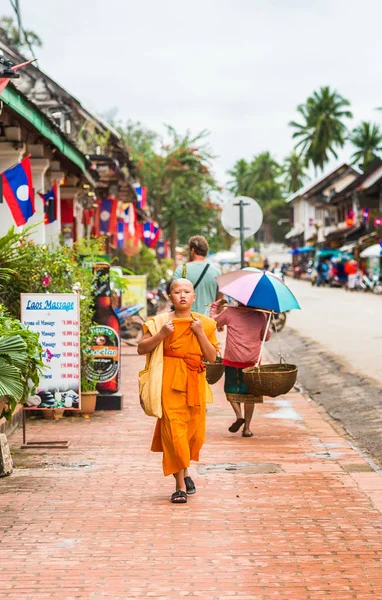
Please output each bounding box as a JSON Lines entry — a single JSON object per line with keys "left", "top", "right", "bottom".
{"left": 189, "top": 235, "right": 208, "bottom": 257}
{"left": 170, "top": 278, "right": 194, "bottom": 293}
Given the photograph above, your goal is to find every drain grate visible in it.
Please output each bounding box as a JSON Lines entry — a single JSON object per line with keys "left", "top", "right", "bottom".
{"left": 197, "top": 462, "right": 283, "bottom": 475}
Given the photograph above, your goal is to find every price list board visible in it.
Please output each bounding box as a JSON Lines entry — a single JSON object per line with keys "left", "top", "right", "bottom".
{"left": 21, "top": 293, "right": 81, "bottom": 408}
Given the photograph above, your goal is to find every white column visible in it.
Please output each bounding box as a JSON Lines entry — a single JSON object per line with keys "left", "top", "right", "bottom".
{"left": 0, "top": 141, "right": 26, "bottom": 237}
{"left": 28, "top": 145, "right": 50, "bottom": 245}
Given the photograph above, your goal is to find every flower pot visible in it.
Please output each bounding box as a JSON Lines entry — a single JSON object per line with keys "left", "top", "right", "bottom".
{"left": 80, "top": 391, "right": 98, "bottom": 418}
{"left": 42, "top": 409, "right": 54, "bottom": 419}
{"left": 53, "top": 408, "right": 65, "bottom": 420}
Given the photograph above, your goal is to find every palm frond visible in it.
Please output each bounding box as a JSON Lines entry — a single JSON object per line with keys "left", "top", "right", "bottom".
{"left": 0, "top": 357, "right": 23, "bottom": 400}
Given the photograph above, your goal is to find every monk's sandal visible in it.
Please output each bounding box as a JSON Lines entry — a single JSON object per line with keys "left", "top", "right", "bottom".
{"left": 171, "top": 490, "right": 187, "bottom": 504}
{"left": 184, "top": 476, "right": 196, "bottom": 495}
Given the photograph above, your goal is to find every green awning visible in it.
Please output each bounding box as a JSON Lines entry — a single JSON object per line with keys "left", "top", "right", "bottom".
{"left": 0, "top": 84, "right": 87, "bottom": 174}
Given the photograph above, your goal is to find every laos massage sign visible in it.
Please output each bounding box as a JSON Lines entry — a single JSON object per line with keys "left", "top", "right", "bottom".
{"left": 21, "top": 294, "right": 81, "bottom": 409}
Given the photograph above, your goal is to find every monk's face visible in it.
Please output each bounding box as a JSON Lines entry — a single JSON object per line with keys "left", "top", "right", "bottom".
{"left": 170, "top": 279, "right": 196, "bottom": 310}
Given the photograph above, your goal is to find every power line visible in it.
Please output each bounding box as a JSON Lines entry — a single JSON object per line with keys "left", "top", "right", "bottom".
{"left": 8, "top": 0, "right": 38, "bottom": 61}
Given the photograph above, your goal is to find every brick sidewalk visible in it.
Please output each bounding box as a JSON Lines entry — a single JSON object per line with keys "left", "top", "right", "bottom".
{"left": 1, "top": 347, "right": 382, "bottom": 599}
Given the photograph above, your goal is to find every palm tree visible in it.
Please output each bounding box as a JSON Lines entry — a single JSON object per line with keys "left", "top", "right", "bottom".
{"left": 289, "top": 86, "right": 353, "bottom": 173}
{"left": 349, "top": 121, "right": 382, "bottom": 169}
{"left": 227, "top": 159, "right": 249, "bottom": 195}
{"left": 246, "top": 152, "right": 283, "bottom": 205}
{"left": 283, "top": 151, "right": 309, "bottom": 193}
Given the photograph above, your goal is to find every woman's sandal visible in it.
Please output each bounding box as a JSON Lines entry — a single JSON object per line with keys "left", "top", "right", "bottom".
{"left": 242, "top": 431, "right": 254, "bottom": 437}
{"left": 228, "top": 418, "right": 245, "bottom": 433}
{"left": 184, "top": 476, "right": 196, "bottom": 495}
{"left": 171, "top": 490, "right": 187, "bottom": 504}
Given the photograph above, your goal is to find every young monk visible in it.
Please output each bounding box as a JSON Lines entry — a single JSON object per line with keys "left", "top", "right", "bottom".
{"left": 138, "top": 279, "right": 218, "bottom": 504}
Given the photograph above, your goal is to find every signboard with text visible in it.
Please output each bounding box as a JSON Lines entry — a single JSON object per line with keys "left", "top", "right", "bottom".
{"left": 21, "top": 293, "right": 81, "bottom": 409}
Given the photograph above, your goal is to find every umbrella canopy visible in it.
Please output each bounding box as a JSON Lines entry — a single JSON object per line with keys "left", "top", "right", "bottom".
{"left": 217, "top": 270, "right": 301, "bottom": 312}
{"left": 360, "top": 244, "right": 382, "bottom": 259}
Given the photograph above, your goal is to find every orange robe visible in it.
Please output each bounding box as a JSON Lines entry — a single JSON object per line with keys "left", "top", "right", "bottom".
{"left": 151, "top": 315, "right": 218, "bottom": 476}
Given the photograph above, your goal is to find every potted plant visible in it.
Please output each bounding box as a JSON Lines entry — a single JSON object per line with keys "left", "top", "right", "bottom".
{"left": 80, "top": 316, "right": 98, "bottom": 418}
{"left": 80, "top": 373, "right": 98, "bottom": 418}
{"left": 0, "top": 306, "right": 44, "bottom": 421}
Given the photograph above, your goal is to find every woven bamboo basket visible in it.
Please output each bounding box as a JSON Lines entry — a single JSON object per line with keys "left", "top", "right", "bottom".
{"left": 204, "top": 355, "right": 224, "bottom": 385}
{"left": 242, "top": 363, "right": 298, "bottom": 398}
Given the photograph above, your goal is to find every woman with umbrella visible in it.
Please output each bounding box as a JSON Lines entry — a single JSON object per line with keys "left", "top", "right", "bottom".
{"left": 210, "top": 299, "right": 271, "bottom": 436}
{"left": 211, "top": 269, "right": 301, "bottom": 436}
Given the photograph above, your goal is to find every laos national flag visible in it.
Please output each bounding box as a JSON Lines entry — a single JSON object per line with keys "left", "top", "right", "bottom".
{"left": 99, "top": 198, "right": 117, "bottom": 234}
{"left": 2, "top": 157, "right": 35, "bottom": 226}
{"left": 117, "top": 219, "right": 125, "bottom": 249}
{"left": 135, "top": 186, "right": 147, "bottom": 210}
{"left": 142, "top": 220, "right": 160, "bottom": 248}
{"left": 39, "top": 181, "right": 57, "bottom": 224}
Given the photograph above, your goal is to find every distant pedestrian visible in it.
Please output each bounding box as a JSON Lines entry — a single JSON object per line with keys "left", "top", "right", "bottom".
{"left": 210, "top": 299, "right": 271, "bottom": 437}
{"left": 344, "top": 258, "right": 358, "bottom": 291}
{"left": 173, "top": 236, "right": 221, "bottom": 315}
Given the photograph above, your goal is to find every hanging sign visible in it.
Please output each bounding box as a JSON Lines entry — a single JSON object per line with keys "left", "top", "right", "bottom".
{"left": 20, "top": 293, "right": 81, "bottom": 409}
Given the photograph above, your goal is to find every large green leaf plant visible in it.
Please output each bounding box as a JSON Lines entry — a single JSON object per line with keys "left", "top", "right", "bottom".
{"left": 0, "top": 307, "right": 44, "bottom": 421}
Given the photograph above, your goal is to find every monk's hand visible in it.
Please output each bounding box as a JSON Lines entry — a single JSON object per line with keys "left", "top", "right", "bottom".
{"left": 190, "top": 317, "right": 204, "bottom": 337}
{"left": 160, "top": 320, "right": 175, "bottom": 337}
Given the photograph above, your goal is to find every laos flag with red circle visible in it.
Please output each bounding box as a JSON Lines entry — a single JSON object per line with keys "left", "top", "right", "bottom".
{"left": 2, "top": 157, "right": 35, "bottom": 226}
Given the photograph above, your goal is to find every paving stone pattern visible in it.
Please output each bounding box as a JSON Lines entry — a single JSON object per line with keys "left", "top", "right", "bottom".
{"left": 0, "top": 347, "right": 382, "bottom": 599}
{"left": 267, "top": 326, "right": 382, "bottom": 468}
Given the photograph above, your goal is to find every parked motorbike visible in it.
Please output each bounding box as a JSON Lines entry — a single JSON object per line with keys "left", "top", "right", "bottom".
{"left": 360, "top": 274, "right": 382, "bottom": 295}
{"left": 115, "top": 303, "right": 145, "bottom": 345}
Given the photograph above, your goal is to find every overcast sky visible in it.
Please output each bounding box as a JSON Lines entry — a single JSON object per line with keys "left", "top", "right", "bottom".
{"left": 1, "top": 0, "right": 382, "bottom": 184}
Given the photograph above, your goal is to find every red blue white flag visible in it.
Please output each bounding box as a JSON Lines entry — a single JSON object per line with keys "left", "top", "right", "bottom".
{"left": 1, "top": 156, "right": 35, "bottom": 226}
{"left": 142, "top": 220, "right": 161, "bottom": 248}
{"left": 39, "top": 181, "right": 57, "bottom": 224}
{"left": 117, "top": 219, "right": 125, "bottom": 249}
{"left": 99, "top": 198, "right": 117, "bottom": 234}
{"left": 135, "top": 185, "right": 147, "bottom": 210}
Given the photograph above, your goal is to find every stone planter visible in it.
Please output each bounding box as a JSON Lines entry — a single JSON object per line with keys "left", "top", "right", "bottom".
{"left": 80, "top": 391, "right": 98, "bottom": 418}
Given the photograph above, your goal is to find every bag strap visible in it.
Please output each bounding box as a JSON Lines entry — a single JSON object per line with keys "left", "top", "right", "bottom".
{"left": 182, "top": 264, "right": 187, "bottom": 278}
{"left": 194, "top": 263, "right": 210, "bottom": 290}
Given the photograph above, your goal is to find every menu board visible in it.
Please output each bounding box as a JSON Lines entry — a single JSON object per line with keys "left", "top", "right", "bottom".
{"left": 20, "top": 293, "right": 81, "bottom": 409}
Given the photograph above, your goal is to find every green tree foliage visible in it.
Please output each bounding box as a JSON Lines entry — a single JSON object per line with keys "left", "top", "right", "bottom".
{"left": 289, "top": 86, "right": 353, "bottom": 172}
{"left": 283, "top": 151, "right": 309, "bottom": 193}
{"left": 117, "top": 123, "right": 221, "bottom": 257}
{"left": 227, "top": 159, "right": 250, "bottom": 195}
{"left": 227, "top": 152, "right": 287, "bottom": 243}
{"left": 228, "top": 152, "right": 283, "bottom": 205}
{"left": 0, "top": 16, "right": 42, "bottom": 52}
{"left": 349, "top": 121, "right": 382, "bottom": 169}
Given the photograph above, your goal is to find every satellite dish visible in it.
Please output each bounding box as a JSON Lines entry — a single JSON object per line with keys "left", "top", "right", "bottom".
{"left": 221, "top": 196, "right": 263, "bottom": 239}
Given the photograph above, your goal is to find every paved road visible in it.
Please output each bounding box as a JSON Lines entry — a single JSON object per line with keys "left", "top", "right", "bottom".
{"left": 284, "top": 278, "right": 382, "bottom": 385}
{"left": 2, "top": 349, "right": 382, "bottom": 599}
{"left": 266, "top": 278, "right": 382, "bottom": 466}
